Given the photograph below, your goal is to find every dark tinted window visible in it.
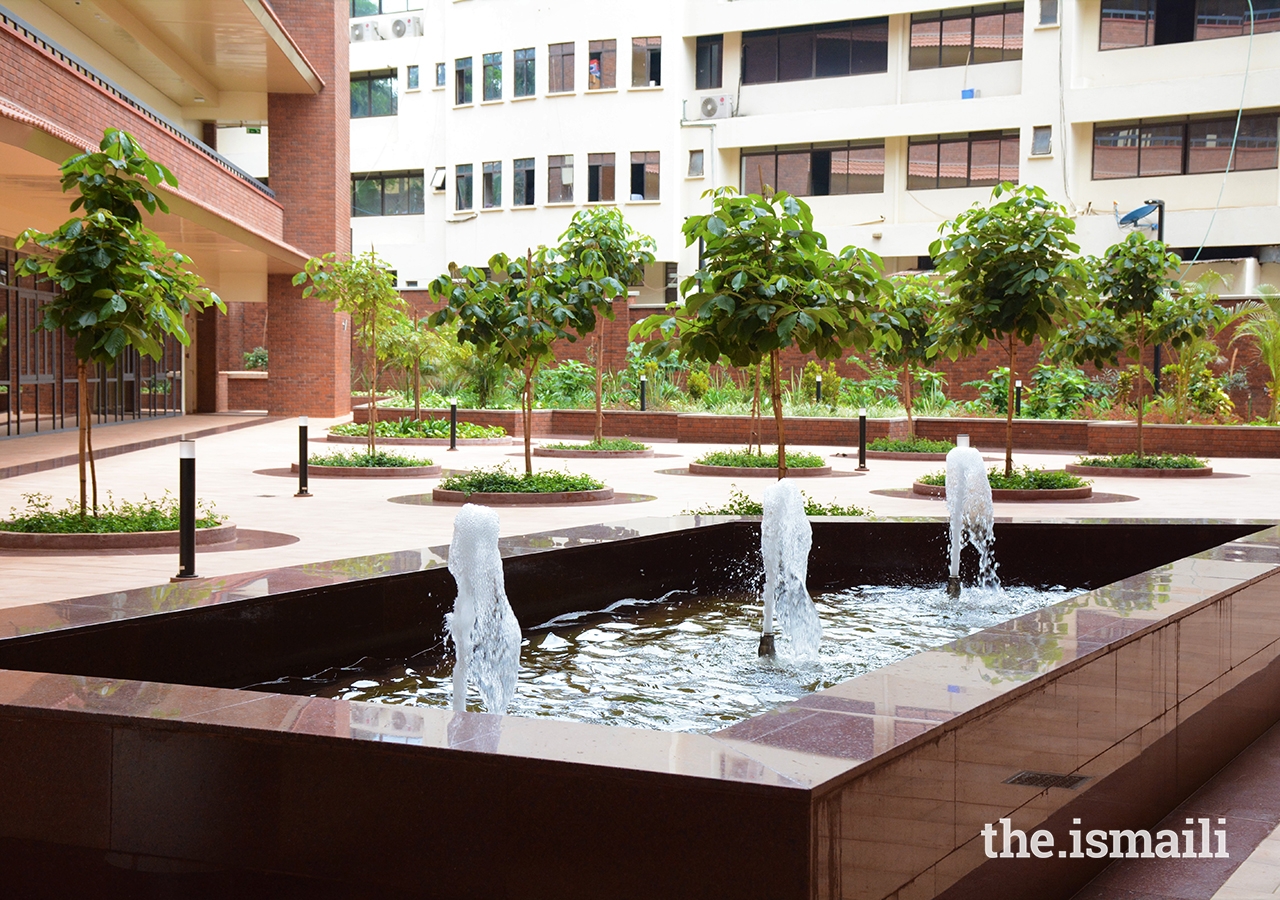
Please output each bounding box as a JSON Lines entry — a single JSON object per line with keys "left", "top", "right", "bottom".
{"left": 742, "top": 18, "right": 887, "bottom": 84}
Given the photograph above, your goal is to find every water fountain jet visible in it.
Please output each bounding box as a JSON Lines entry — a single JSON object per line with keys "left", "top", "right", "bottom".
{"left": 945, "top": 438, "right": 996, "bottom": 598}
{"left": 758, "top": 480, "right": 822, "bottom": 659}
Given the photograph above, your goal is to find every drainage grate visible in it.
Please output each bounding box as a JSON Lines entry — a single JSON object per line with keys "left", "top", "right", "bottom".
{"left": 1003, "top": 771, "right": 1091, "bottom": 790}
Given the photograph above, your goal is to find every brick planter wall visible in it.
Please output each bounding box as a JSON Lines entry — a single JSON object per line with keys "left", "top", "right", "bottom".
{"left": 354, "top": 407, "right": 554, "bottom": 438}
{"left": 909, "top": 417, "right": 1091, "bottom": 451}
{"left": 1087, "top": 422, "right": 1280, "bottom": 458}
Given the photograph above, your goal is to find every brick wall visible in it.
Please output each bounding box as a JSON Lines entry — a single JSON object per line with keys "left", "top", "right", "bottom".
{"left": 265, "top": 1, "right": 351, "bottom": 418}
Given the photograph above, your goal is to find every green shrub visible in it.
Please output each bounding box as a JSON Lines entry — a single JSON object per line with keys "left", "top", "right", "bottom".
{"left": 1075, "top": 453, "right": 1206, "bottom": 469}
{"left": 918, "top": 467, "right": 1088, "bottom": 490}
{"left": 2, "top": 492, "right": 223, "bottom": 534}
{"left": 439, "top": 465, "right": 604, "bottom": 494}
{"left": 686, "top": 361, "right": 710, "bottom": 401}
{"left": 682, "top": 487, "right": 869, "bottom": 517}
{"left": 541, "top": 437, "right": 648, "bottom": 451}
{"left": 695, "top": 448, "right": 827, "bottom": 468}
{"left": 242, "top": 346, "right": 268, "bottom": 370}
{"left": 330, "top": 418, "right": 505, "bottom": 439}
{"left": 868, "top": 436, "right": 955, "bottom": 453}
{"left": 308, "top": 450, "right": 430, "bottom": 467}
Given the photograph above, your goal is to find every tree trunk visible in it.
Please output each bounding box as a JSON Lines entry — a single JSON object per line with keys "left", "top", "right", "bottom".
{"left": 368, "top": 318, "right": 378, "bottom": 457}
{"left": 750, "top": 364, "right": 762, "bottom": 455}
{"left": 86, "top": 384, "right": 98, "bottom": 515}
{"left": 523, "top": 363, "right": 535, "bottom": 475}
{"left": 77, "top": 361, "right": 88, "bottom": 518}
{"left": 593, "top": 330, "right": 604, "bottom": 445}
{"left": 903, "top": 362, "right": 914, "bottom": 438}
{"left": 1136, "top": 317, "right": 1146, "bottom": 460}
{"left": 772, "top": 348, "right": 787, "bottom": 480}
{"left": 414, "top": 363, "right": 421, "bottom": 420}
{"left": 1005, "top": 336, "right": 1016, "bottom": 477}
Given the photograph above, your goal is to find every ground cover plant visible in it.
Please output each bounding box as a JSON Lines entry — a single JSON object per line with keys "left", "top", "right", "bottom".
{"left": 1074, "top": 453, "right": 1206, "bottom": 469}
{"left": 683, "top": 486, "right": 869, "bottom": 517}
{"left": 540, "top": 437, "right": 648, "bottom": 451}
{"left": 330, "top": 418, "right": 505, "bottom": 440}
{"left": 439, "top": 465, "right": 604, "bottom": 494}
{"left": 868, "top": 436, "right": 954, "bottom": 453}
{"left": 307, "top": 450, "right": 430, "bottom": 468}
{"left": 919, "top": 467, "right": 1088, "bottom": 490}
{"left": 694, "top": 448, "right": 827, "bottom": 468}
{"left": 2, "top": 492, "right": 223, "bottom": 534}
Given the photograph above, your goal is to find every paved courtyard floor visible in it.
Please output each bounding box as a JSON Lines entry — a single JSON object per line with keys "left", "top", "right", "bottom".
{"left": 0, "top": 413, "right": 1275, "bottom": 608}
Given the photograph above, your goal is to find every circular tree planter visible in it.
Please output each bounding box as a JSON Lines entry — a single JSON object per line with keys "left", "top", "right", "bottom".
{"left": 689, "top": 462, "right": 833, "bottom": 478}
{"left": 0, "top": 522, "right": 237, "bottom": 551}
{"left": 291, "top": 462, "right": 441, "bottom": 478}
{"left": 327, "top": 434, "right": 511, "bottom": 447}
{"left": 866, "top": 450, "right": 950, "bottom": 461}
{"left": 534, "top": 446, "right": 653, "bottom": 459}
{"left": 912, "top": 481, "right": 1093, "bottom": 501}
{"left": 1065, "top": 463, "right": 1212, "bottom": 478}
{"left": 431, "top": 487, "right": 614, "bottom": 505}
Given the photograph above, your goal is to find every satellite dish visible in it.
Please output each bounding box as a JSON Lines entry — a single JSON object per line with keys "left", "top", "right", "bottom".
{"left": 1118, "top": 203, "right": 1159, "bottom": 226}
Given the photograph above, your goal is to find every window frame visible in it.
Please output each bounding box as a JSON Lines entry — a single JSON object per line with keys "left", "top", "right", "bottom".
{"left": 696, "top": 34, "right": 724, "bottom": 89}
{"left": 629, "top": 150, "right": 660, "bottom": 200}
{"left": 351, "top": 170, "right": 426, "bottom": 217}
{"left": 741, "top": 16, "right": 889, "bottom": 85}
{"left": 631, "top": 36, "right": 662, "bottom": 87}
{"left": 406, "top": 65, "right": 420, "bottom": 90}
{"left": 513, "top": 157, "right": 536, "bottom": 205}
{"left": 1091, "top": 113, "right": 1280, "bottom": 179}
{"left": 740, "top": 141, "right": 887, "bottom": 196}
{"left": 688, "top": 149, "right": 705, "bottom": 177}
{"left": 548, "top": 154, "right": 574, "bottom": 203}
{"left": 350, "top": 69, "right": 399, "bottom": 119}
{"left": 455, "top": 57, "right": 473, "bottom": 105}
{"left": 435, "top": 62, "right": 446, "bottom": 88}
{"left": 588, "top": 39, "right": 616, "bottom": 90}
{"left": 514, "top": 48, "right": 536, "bottom": 97}
{"left": 455, "top": 163, "right": 474, "bottom": 210}
{"left": 587, "top": 153, "right": 616, "bottom": 202}
{"left": 908, "top": 4, "right": 1024, "bottom": 70}
{"left": 482, "top": 52, "right": 503, "bottom": 101}
{"left": 482, "top": 161, "right": 502, "bottom": 208}
{"left": 906, "top": 131, "right": 1021, "bottom": 190}
{"left": 548, "top": 42, "right": 575, "bottom": 93}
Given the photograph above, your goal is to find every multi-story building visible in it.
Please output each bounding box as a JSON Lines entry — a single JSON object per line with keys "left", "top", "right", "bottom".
{"left": 1, "top": 1, "right": 353, "bottom": 433}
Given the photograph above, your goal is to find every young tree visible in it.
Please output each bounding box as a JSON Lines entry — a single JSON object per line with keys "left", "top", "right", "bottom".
{"left": 556, "top": 208, "right": 656, "bottom": 444}
{"left": 871, "top": 274, "right": 943, "bottom": 437}
{"left": 293, "top": 248, "right": 406, "bottom": 455}
{"left": 1049, "top": 235, "right": 1224, "bottom": 456}
{"left": 384, "top": 313, "right": 435, "bottom": 419}
{"left": 429, "top": 248, "right": 579, "bottom": 473}
{"left": 631, "top": 187, "right": 888, "bottom": 478}
{"left": 932, "top": 183, "right": 1084, "bottom": 475}
{"left": 16, "top": 128, "right": 222, "bottom": 517}
{"left": 1231, "top": 285, "right": 1280, "bottom": 423}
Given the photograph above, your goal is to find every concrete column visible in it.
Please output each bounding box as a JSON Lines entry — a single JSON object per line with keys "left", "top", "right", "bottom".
{"left": 266, "top": 0, "right": 352, "bottom": 418}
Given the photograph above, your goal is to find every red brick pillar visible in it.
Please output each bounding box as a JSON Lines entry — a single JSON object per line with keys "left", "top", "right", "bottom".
{"left": 266, "top": 0, "right": 351, "bottom": 418}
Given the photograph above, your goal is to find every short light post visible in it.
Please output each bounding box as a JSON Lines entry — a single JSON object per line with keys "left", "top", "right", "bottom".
{"left": 448, "top": 398, "right": 458, "bottom": 452}
{"left": 639, "top": 375, "right": 647, "bottom": 412}
{"left": 857, "top": 407, "right": 868, "bottom": 471}
{"left": 957, "top": 433, "right": 970, "bottom": 448}
{"left": 1014, "top": 380, "right": 1023, "bottom": 417}
{"left": 295, "top": 416, "right": 311, "bottom": 498}
{"left": 175, "top": 440, "right": 197, "bottom": 580}
{"left": 815, "top": 373, "right": 823, "bottom": 403}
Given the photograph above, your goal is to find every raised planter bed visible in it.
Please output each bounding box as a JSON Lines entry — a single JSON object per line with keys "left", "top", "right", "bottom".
{"left": 688, "top": 462, "right": 833, "bottom": 478}
{"left": 866, "top": 450, "right": 950, "bottom": 461}
{"left": 912, "top": 481, "right": 1093, "bottom": 501}
{"left": 291, "top": 462, "right": 441, "bottom": 478}
{"left": 533, "top": 447, "right": 653, "bottom": 459}
{"left": 326, "top": 434, "right": 511, "bottom": 447}
{"left": 0, "top": 522, "right": 237, "bottom": 551}
{"left": 431, "top": 487, "right": 614, "bottom": 505}
{"left": 1065, "top": 463, "right": 1213, "bottom": 478}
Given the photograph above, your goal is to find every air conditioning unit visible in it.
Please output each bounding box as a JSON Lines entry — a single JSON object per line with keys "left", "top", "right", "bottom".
{"left": 389, "top": 15, "right": 423, "bottom": 38}
{"left": 350, "top": 21, "right": 380, "bottom": 42}
{"left": 698, "top": 94, "right": 733, "bottom": 120}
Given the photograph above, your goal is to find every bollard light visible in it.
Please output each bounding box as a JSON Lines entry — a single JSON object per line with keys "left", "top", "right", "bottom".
{"left": 175, "top": 440, "right": 197, "bottom": 580}
{"left": 639, "top": 375, "right": 647, "bottom": 412}
{"left": 296, "top": 416, "right": 311, "bottom": 497}
{"left": 857, "top": 407, "right": 868, "bottom": 471}
{"left": 815, "top": 373, "right": 823, "bottom": 403}
{"left": 1015, "top": 380, "right": 1023, "bottom": 417}
{"left": 957, "top": 433, "right": 969, "bottom": 448}
{"left": 448, "top": 398, "right": 458, "bottom": 452}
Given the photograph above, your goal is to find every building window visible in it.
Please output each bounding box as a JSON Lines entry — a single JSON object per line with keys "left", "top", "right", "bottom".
{"left": 548, "top": 154, "right": 574, "bottom": 202}
{"left": 1031, "top": 126, "right": 1053, "bottom": 155}
{"left": 455, "top": 58, "right": 473, "bottom": 105}
{"left": 630, "top": 151, "right": 659, "bottom": 200}
{"left": 1092, "top": 113, "right": 1279, "bottom": 179}
{"left": 351, "top": 70, "right": 398, "bottom": 118}
{"left": 688, "top": 149, "right": 705, "bottom": 177}
{"left": 909, "top": 4, "right": 1024, "bottom": 69}
{"left": 632, "top": 37, "right": 662, "bottom": 86}
{"left": 435, "top": 63, "right": 446, "bottom": 87}
{"left": 587, "top": 153, "right": 616, "bottom": 201}
{"left": 741, "top": 141, "right": 886, "bottom": 196}
{"left": 696, "top": 35, "right": 723, "bottom": 89}
{"left": 665, "top": 262, "right": 679, "bottom": 304}
{"left": 742, "top": 17, "right": 889, "bottom": 84}
{"left": 482, "top": 161, "right": 502, "bottom": 207}
{"left": 549, "top": 42, "right": 574, "bottom": 92}
{"left": 907, "top": 132, "right": 1020, "bottom": 189}
{"left": 350, "top": 0, "right": 414, "bottom": 16}
{"left": 515, "top": 48, "right": 536, "bottom": 97}
{"left": 514, "top": 157, "right": 535, "bottom": 205}
{"left": 483, "top": 52, "right": 502, "bottom": 101}
{"left": 430, "top": 167, "right": 446, "bottom": 191}
{"left": 407, "top": 65, "right": 419, "bottom": 90}
{"left": 351, "top": 171, "right": 425, "bottom": 216}
{"left": 588, "top": 39, "right": 616, "bottom": 89}
{"left": 456, "top": 164, "right": 473, "bottom": 210}
{"left": 1101, "top": 0, "right": 1279, "bottom": 49}
{"left": 1039, "top": 0, "right": 1059, "bottom": 25}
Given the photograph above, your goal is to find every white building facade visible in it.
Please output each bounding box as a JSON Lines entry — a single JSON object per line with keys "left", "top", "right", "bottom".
{"left": 223, "top": 0, "right": 1280, "bottom": 300}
